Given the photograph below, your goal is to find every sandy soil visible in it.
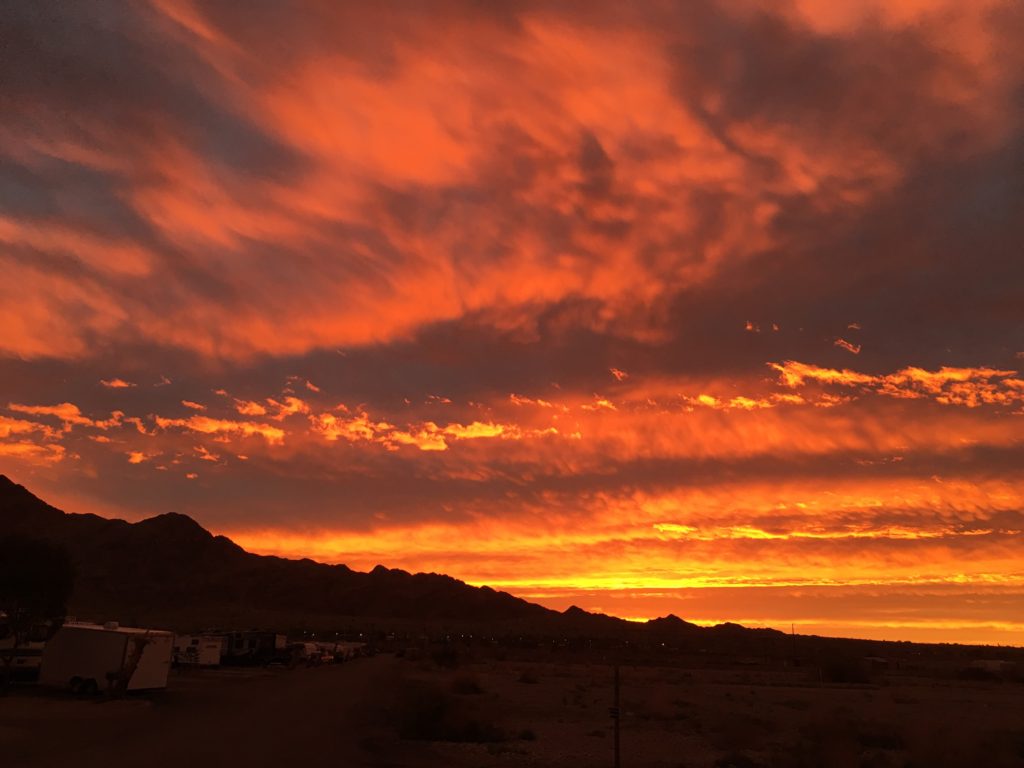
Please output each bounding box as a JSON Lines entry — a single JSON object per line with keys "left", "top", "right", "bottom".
{"left": 386, "top": 655, "right": 1024, "bottom": 767}
{"left": 0, "top": 656, "right": 435, "bottom": 767}
{"left": 3, "top": 654, "right": 1023, "bottom": 767}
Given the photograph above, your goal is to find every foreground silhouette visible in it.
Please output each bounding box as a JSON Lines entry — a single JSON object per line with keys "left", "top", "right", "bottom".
{"left": 2, "top": 474, "right": 1023, "bottom": 767}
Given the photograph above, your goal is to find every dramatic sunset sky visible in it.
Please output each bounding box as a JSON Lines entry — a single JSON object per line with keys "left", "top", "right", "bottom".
{"left": 2, "top": 0, "right": 1023, "bottom": 644}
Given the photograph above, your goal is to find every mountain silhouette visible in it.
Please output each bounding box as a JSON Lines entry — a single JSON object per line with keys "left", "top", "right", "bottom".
{"left": 0, "top": 475, "right": 783, "bottom": 645}
{"left": 0, "top": 475, "right": 551, "bottom": 629}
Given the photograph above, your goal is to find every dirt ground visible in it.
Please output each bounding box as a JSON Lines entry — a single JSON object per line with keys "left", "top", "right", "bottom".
{"left": 0, "top": 656, "right": 435, "bottom": 767}
{"left": 387, "top": 656, "right": 1024, "bottom": 768}
{"left": 2, "top": 654, "right": 1023, "bottom": 767}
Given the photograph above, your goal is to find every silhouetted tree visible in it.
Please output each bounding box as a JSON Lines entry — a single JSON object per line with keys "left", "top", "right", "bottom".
{"left": 0, "top": 535, "right": 74, "bottom": 687}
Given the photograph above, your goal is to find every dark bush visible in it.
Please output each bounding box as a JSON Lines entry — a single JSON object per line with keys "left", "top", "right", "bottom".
{"left": 856, "top": 722, "right": 905, "bottom": 750}
{"left": 431, "top": 645, "right": 460, "bottom": 668}
{"left": 457, "top": 719, "right": 505, "bottom": 743}
{"left": 451, "top": 673, "right": 483, "bottom": 695}
{"left": 822, "top": 656, "right": 870, "bottom": 684}
{"left": 395, "top": 680, "right": 505, "bottom": 743}
{"left": 518, "top": 669, "right": 539, "bottom": 684}
{"left": 714, "top": 753, "right": 765, "bottom": 768}
{"left": 395, "top": 682, "right": 453, "bottom": 740}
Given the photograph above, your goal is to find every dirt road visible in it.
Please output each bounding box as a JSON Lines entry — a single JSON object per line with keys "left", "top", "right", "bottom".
{"left": 1, "top": 655, "right": 438, "bottom": 767}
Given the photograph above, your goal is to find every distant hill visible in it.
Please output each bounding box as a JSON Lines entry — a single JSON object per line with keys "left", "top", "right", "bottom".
{"left": 0, "top": 475, "right": 790, "bottom": 649}
{"left": 0, "top": 475, "right": 553, "bottom": 630}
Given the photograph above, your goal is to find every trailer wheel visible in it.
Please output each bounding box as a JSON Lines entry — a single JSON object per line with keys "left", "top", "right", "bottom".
{"left": 69, "top": 676, "right": 83, "bottom": 694}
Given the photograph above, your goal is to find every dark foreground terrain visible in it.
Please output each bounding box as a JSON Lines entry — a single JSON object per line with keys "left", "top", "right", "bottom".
{"left": 1, "top": 655, "right": 426, "bottom": 768}
{"left": 3, "top": 650, "right": 1023, "bottom": 768}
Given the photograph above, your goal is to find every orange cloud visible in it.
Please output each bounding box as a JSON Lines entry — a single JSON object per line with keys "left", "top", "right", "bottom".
{"left": 194, "top": 445, "right": 220, "bottom": 462}
{"left": 310, "top": 408, "right": 541, "bottom": 453}
{"left": 4, "top": 0, "right": 1012, "bottom": 362}
{"left": 773, "top": 361, "right": 1024, "bottom": 408}
{"left": 8, "top": 402, "right": 95, "bottom": 427}
{"left": 154, "top": 415, "right": 285, "bottom": 444}
{"left": 266, "top": 396, "right": 309, "bottom": 420}
{"left": 0, "top": 415, "right": 57, "bottom": 440}
{"left": 234, "top": 400, "right": 268, "bottom": 416}
{"left": 0, "top": 442, "right": 66, "bottom": 465}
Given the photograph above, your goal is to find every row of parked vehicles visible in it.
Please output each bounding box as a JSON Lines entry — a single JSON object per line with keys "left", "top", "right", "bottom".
{"left": 1, "top": 619, "right": 366, "bottom": 695}
{"left": 175, "top": 631, "right": 362, "bottom": 669}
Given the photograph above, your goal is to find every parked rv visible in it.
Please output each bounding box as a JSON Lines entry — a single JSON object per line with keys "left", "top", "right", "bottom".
{"left": 0, "top": 639, "right": 45, "bottom": 681}
{"left": 313, "top": 641, "right": 340, "bottom": 664}
{"left": 222, "top": 630, "right": 287, "bottom": 665}
{"left": 337, "top": 641, "right": 367, "bottom": 661}
{"left": 39, "top": 622, "right": 173, "bottom": 693}
{"left": 173, "top": 634, "right": 224, "bottom": 667}
{"left": 287, "top": 641, "right": 323, "bottom": 666}
{"left": 0, "top": 614, "right": 52, "bottom": 682}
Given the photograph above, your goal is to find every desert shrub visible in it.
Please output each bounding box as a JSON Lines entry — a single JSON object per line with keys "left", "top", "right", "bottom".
{"left": 780, "top": 698, "right": 811, "bottom": 711}
{"left": 707, "top": 712, "right": 771, "bottom": 751}
{"left": 784, "top": 712, "right": 886, "bottom": 767}
{"left": 629, "top": 692, "right": 682, "bottom": 722}
{"left": 394, "top": 680, "right": 505, "bottom": 743}
{"left": 451, "top": 672, "right": 483, "bottom": 695}
{"left": 903, "top": 726, "right": 1024, "bottom": 768}
{"left": 958, "top": 666, "right": 996, "bottom": 682}
{"left": 518, "top": 669, "right": 539, "bottom": 684}
{"left": 517, "top": 728, "right": 537, "bottom": 741}
{"left": 822, "top": 655, "right": 870, "bottom": 684}
{"left": 457, "top": 718, "right": 506, "bottom": 743}
{"left": 858, "top": 750, "right": 900, "bottom": 768}
{"left": 714, "top": 753, "right": 765, "bottom": 768}
{"left": 431, "top": 644, "right": 460, "bottom": 668}
{"left": 395, "top": 681, "right": 453, "bottom": 740}
{"left": 485, "top": 743, "right": 529, "bottom": 757}
{"left": 855, "top": 721, "right": 904, "bottom": 750}
{"left": 779, "top": 737, "right": 861, "bottom": 768}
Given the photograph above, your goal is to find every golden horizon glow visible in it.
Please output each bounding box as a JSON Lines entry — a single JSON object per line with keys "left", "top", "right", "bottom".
{"left": 2, "top": 0, "right": 1023, "bottom": 646}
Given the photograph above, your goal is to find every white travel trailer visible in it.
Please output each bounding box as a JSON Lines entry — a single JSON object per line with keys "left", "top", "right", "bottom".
{"left": 40, "top": 622, "right": 173, "bottom": 693}
{"left": 173, "top": 634, "right": 224, "bottom": 666}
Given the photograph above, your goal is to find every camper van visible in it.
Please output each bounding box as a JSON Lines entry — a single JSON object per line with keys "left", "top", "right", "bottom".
{"left": 39, "top": 622, "right": 173, "bottom": 693}
{"left": 173, "top": 634, "right": 224, "bottom": 667}
{"left": 222, "top": 631, "right": 287, "bottom": 665}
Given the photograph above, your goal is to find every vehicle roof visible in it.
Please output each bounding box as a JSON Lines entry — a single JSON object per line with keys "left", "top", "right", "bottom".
{"left": 63, "top": 622, "right": 173, "bottom": 637}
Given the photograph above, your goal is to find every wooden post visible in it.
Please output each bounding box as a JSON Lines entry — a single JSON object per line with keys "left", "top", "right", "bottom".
{"left": 613, "top": 663, "right": 621, "bottom": 768}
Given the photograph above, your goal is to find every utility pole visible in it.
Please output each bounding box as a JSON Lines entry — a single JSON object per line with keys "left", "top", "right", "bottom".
{"left": 611, "top": 663, "right": 621, "bottom": 768}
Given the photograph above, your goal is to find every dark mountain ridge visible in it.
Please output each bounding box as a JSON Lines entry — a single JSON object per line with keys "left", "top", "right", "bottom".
{"left": 0, "top": 475, "right": 550, "bottom": 628}
{"left": 0, "top": 475, "right": 804, "bottom": 652}
{"left": 4, "top": 475, "right": 1020, "bottom": 671}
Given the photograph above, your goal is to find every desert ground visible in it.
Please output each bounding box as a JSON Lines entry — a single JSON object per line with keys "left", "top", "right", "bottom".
{"left": 2, "top": 651, "right": 1023, "bottom": 767}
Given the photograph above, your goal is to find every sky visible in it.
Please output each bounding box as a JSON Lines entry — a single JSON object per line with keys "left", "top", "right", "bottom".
{"left": 2, "top": 0, "right": 1023, "bottom": 645}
